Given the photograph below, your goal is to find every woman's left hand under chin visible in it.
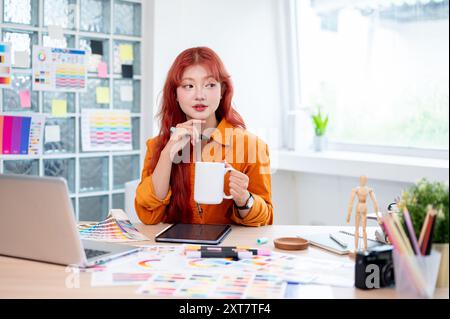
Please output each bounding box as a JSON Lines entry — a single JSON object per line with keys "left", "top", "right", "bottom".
{"left": 225, "top": 162, "right": 250, "bottom": 207}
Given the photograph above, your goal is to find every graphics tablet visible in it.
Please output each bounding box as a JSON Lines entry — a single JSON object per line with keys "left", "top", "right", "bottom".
{"left": 155, "top": 223, "right": 232, "bottom": 245}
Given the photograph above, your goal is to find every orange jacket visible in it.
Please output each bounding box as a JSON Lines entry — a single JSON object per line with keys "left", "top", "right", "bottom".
{"left": 135, "top": 119, "right": 273, "bottom": 226}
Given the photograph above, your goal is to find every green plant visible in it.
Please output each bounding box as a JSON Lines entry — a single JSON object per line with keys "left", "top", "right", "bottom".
{"left": 311, "top": 109, "right": 329, "bottom": 136}
{"left": 398, "top": 178, "right": 449, "bottom": 244}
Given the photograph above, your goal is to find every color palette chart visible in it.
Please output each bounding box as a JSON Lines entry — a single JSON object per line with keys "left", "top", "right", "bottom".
{"left": 78, "top": 209, "right": 148, "bottom": 242}
{"left": 137, "top": 272, "right": 287, "bottom": 299}
{"left": 91, "top": 272, "right": 154, "bottom": 287}
{"left": 0, "top": 114, "right": 45, "bottom": 156}
{"left": 81, "top": 109, "right": 132, "bottom": 152}
{"left": 88, "top": 244, "right": 354, "bottom": 298}
{"left": 0, "top": 42, "right": 11, "bottom": 89}
{"left": 32, "top": 46, "right": 87, "bottom": 92}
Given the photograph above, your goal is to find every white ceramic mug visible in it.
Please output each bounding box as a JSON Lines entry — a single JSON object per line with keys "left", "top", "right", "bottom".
{"left": 194, "top": 162, "right": 233, "bottom": 204}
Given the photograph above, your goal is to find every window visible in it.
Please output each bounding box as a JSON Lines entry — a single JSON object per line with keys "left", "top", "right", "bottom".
{"left": 0, "top": 0, "right": 143, "bottom": 221}
{"left": 296, "top": 0, "right": 449, "bottom": 151}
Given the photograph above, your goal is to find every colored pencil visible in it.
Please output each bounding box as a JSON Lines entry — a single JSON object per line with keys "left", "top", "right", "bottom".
{"left": 392, "top": 213, "right": 415, "bottom": 256}
{"left": 402, "top": 207, "right": 421, "bottom": 255}
{"left": 425, "top": 213, "right": 437, "bottom": 256}
{"left": 421, "top": 210, "right": 437, "bottom": 256}
{"left": 418, "top": 210, "right": 431, "bottom": 248}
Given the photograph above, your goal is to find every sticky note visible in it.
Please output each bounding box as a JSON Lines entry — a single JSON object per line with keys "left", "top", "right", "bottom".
{"left": 119, "top": 44, "right": 133, "bottom": 62}
{"left": 90, "top": 40, "right": 103, "bottom": 56}
{"left": 13, "top": 51, "right": 30, "bottom": 68}
{"left": 120, "top": 85, "right": 133, "bottom": 102}
{"left": 48, "top": 25, "right": 64, "bottom": 40}
{"left": 98, "top": 61, "right": 108, "bottom": 78}
{"left": 45, "top": 125, "right": 61, "bottom": 143}
{"left": 88, "top": 54, "right": 102, "bottom": 72}
{"left": 96, "top": 87, "right": 110, "bottom": 104}
{"left": 121, "top": 64, "right": 133, "bottom": 79}
{"left": 52, "top": 100, "right": 67, "bottom": 117}
{"left": 19, "top": 90, "right": 31, "bottom": 108}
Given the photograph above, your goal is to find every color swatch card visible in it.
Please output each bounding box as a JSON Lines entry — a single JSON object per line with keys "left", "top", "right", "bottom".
{"left": 32, "top": 46, "right": 88, "bottom": 92}
{"left": 136, "top": 272, "right": 287, "bottom": 299}
{"left": 177, "top": 273, "right": 221, "bottom": 298}
{"left": 212, "top": 273, "right": 253, "bottom": 299}
{"left": 244, "top": 273, "right": 287, "bottom": 299}
{"left": 0, "top": 42, "right": 12, "bottom": 89}
{"left": 138, "top": 273, "right": 189, "bottom": 297}
{"left": 224, "top": 252, "right": 354, "bottom": 287}
{"left": 91, "top": 272, "right": 154, "bottom": 287}
{"left": 78, "top": 209, "right": 148, "bottom": 242}
{"left": 1, "top": 114, "right": 45, "bottom": 156}
{"left": 81, "top": 109, "right": 132, "bottom": 152}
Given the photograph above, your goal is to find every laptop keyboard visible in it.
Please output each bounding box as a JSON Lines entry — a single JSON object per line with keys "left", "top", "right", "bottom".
{"left": 84, "top": 248, "right": 109, "bottom": 259}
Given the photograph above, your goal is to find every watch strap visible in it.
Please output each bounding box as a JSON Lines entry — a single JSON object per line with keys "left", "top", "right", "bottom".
{"left": 235, "top": 193, "right": 253, "bottom": 209}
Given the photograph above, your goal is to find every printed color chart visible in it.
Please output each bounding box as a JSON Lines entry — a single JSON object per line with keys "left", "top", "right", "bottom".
{"left": 78, "top": 209, "right": 147, "bottom": 242}
{"left": 0, "top": 42, "right": 12, "bottom": 89}
{"left": 32, "top": 46, "right": 87, "bottom": 92}
{"left": 81, "top": 109, "right": 132, "bottom": 152}
{"left": 0, "top": 114, "right": 45, "bottom": 156}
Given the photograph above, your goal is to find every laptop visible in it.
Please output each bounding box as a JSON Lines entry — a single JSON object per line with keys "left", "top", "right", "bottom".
{"left": 0, "top": 174, "right": 139, "bottom": 267}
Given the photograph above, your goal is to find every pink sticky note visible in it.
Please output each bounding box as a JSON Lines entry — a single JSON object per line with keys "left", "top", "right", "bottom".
{"left": 19, "top": 90, "right": 31, "bottom": 108}
{"left": 98, "top": 61, "right": 108, "bottom": 78}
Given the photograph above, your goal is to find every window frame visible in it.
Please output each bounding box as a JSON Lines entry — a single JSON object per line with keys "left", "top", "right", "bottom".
{"left": 288, "top": 0, "right": 449, "bottom": 160}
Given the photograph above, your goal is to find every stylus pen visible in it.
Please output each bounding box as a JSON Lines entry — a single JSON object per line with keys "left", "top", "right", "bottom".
{"left": 329, "top": 233, "right": 348, "bottom": 248}
{"left": 170, "top": 127, "right": 209, "bottom": 140}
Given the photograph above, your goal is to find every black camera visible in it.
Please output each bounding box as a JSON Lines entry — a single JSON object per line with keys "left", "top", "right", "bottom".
{"left": 355, "top": 245, "right": 395, "bottom": 289}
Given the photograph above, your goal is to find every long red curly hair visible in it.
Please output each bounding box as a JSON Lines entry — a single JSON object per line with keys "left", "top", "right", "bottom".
{"left": 151, "top": 47, "right": 246, "bottom": 223}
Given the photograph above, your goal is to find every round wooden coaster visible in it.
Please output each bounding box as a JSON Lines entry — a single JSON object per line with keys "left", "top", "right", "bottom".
{"left": 273, "top": 237, "right": 309, "bottom": 250}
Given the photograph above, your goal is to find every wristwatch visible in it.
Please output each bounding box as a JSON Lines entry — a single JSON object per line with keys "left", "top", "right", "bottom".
{"left": 235, "top": 193, "right": 254, "bottom": 210}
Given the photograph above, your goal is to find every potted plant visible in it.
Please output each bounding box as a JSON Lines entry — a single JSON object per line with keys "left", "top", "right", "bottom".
{"left": 311, "top": 109, "right": 329, "bottom": 151}
{"left": 398, "top": 178, "right": 449, "bottom": 288}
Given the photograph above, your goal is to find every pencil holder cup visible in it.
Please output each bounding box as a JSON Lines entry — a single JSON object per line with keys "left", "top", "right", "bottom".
{"left": 393, "top": 249, "right": 441, "bottom": 298}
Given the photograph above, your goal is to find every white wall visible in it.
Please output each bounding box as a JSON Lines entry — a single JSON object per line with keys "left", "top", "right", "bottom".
{"left": 151, "top": 0, "right": 283, "bottom": 150}
{"left": 271, "top": 171, "right": 413, "bottom": 226}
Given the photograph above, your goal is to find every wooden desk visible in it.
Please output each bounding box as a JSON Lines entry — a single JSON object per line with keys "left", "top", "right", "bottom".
{"left": 0, "top": 224, "right": 448, "bottom": 299}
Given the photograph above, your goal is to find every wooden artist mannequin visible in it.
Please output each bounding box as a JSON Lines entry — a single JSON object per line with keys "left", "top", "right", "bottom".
{"left": 346, "top": 175, "right": 380, "bottom": 251}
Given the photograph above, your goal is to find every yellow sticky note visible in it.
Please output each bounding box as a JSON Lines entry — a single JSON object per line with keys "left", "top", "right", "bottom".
{"left": 52, "top": 100, "right": 67, "bottom": 117}
{"left": 119, "top": 44, "right": 134, "bottom": 62}
{"left": 96, "top": 87, "right": 110, "bottom": 104}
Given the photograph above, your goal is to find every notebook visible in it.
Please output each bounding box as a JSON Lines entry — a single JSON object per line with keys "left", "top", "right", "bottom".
{"left": 300, "top": 230, "right": 385, "bottom": 255}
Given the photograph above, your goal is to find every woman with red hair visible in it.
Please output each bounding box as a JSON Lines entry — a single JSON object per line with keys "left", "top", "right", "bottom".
{"left": 135, "top": 47, "right": 273, "bottom": 226}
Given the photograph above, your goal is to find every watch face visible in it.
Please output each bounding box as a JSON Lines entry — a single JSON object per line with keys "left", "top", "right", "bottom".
{"left": 247, "top": 195, "right": 254, "bottom": 208}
